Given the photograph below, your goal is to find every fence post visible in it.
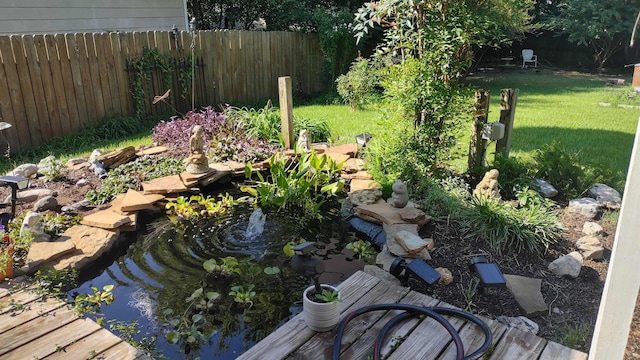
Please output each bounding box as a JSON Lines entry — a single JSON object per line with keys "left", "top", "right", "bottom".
{"left": 467, "top": 89, "right": 491, "bottom": 171}
{"left": 278, "top": 76, "right": 295, "bottom": 149}
{"left": 495, "top": 88, "right": 518, "bottom": 158}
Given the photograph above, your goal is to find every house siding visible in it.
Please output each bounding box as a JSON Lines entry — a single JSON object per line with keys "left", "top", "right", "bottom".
{"left": 0, "top": 0, "right": 186, "bottom": 35}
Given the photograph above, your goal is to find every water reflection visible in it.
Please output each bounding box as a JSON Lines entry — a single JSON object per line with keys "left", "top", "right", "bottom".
{"left": 70, "top": 205, "right": 364, "bottom": 359}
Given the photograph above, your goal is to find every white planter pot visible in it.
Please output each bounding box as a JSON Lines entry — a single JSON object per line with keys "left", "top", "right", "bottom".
{"left": 302, "top": 284, "right": 341, "bottom": 332}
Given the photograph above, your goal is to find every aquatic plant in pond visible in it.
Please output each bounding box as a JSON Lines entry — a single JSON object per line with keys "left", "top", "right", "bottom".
{"left": 71, "top": 203, "right": 362, "bottom": 359}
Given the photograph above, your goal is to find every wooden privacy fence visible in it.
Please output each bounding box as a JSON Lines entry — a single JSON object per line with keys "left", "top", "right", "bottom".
{"left": 0, "top": 30, "right": 325, "bottom": 151}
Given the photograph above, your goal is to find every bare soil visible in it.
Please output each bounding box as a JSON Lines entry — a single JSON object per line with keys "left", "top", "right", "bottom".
{"left": 0, "top": 165, "right": 636, "bottom": 355}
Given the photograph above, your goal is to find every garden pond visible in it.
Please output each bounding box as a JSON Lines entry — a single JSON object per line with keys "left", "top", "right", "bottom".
{"left": 69, "top": 203, "right": 364, "bottom": 359}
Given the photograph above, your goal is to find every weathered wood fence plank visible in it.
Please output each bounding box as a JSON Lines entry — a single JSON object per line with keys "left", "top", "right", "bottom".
{"left": 0, "top": 30, "right": 325, "bottom": 151}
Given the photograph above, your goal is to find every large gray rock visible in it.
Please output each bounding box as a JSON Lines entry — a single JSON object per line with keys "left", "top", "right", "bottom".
{"left": 575, "top": 235, "right": 602, "bottom": 249}
{"left": 33, "top": 195, "right": 58, "bottom": 212}
{"left": 5, "top": 188, "right": 56, "bottom": 204}
{"left": 582, "top": 222, "right": 604, "bottom": 236}
{"left": 533, "top": 179, "right": 558, "bottom": 198}
{"left": 504, "top": 274, "right": 548, "bottom": 316}
{"left": 589, "top": 183, "right": 621, "bottom": 209}
{"left": 61, "top": 199, "right": 93, "bottom": 213}
{"left": 348, "top": 189, "right": 383, "bottom": 207}
{"left": 548, "top": 252, "right": 583, "bottom": 278}
{"left": 568, "top": 198, "right": 600, "bottom": 219}
{"left": 8, "top": 163, "right": 38, "bottom": 178}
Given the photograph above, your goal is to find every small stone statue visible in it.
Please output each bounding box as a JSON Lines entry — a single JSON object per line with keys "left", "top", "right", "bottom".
{"left": 185, "top": 125, "right": 210, "bottom": 174}
{"left": 296, "top": 129, "right": 311, "bottom": 152}
{"left": 20, "top": 212, "right": 50, "bottom": 242}
{"left": 473, "top": 169, "right": 501, "bottom": 200}
{"left": 390, "top": 179, "right": 409, "bottom": 208}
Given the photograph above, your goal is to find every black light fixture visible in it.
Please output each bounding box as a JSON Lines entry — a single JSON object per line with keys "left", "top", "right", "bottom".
{"left": 0, "top": 175, "right": 29, "bottom": 226}
{"left": 389, "top": 257, "right": 441, "bottom": 286}
{"left": 468, "top": 256, "right": 506, "bottom": 293}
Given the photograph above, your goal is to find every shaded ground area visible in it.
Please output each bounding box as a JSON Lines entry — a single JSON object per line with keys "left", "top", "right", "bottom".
{"left": 0, "top": 166, "right": 634, "bottom": 355}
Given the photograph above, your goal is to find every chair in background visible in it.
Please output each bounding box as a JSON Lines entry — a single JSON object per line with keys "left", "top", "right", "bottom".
{"left": 522, "top": 49, "right": 537, "bottom": 68}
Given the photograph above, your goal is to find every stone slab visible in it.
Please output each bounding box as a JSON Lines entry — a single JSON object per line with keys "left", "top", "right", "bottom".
{"left": 136, "top": 146, "right": 168, "bottom": 156}
{"left": 210, "top": 161, "right": 246, "bottom": 173}
{"left": 49, "top": 225, "right": 120, "bottom": 271}
{"left": 349, "top": 179, "right": 381, "bottom": 193}
{"left": 383, "top": 223, "right": 420, "bottom": 258}
{"left": 120, "top": 212, "right": 138, "bottom": 232}
{"left": 325, "top": 143, "right": 358, "bottom": 158}
{"left": 342, "top": 158, "right": 365, "bottom": 173}
{"left": 198, "top": 170, "right": 232, "bottom": 187}
{"left": 23, "top": 240, "right": 77, "bottom": 275}
{"left": 394, "top": 230, "right": 432, "bottom": 255}
{"left": 504, "top": 274, "right": 548, "bottom": 316}
{"left": 119, "top": 189, "right": 165, "bottom": 212}
{"left": 356, "top": 202, "right": 431, "bottom": 227}
{"left": 180, "top": 170, "right": 214, "bottom": 187}
{"left": 324, "top": 153, "right": 351, "bottom": 166}
{"left": 341, "top": 171, "right": 374, "bottom": 180}
{"left": 81, "top": 209, "right": 132, "bottom": 229}
{"left": 141, "top": 175, "right": 188, "bottom": 194}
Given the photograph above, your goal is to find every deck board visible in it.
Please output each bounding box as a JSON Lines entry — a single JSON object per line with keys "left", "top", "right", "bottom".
{"left": 240, "top": 271, "right": 587, "bottom": 360}
{"left": 0, "top": 283, "right": 143, "bottom": 359}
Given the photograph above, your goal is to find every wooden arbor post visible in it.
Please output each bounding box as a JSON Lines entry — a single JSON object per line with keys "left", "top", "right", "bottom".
{"left": 278, "top": 76, "right": 295, "bottom": 149}
{"left": 495, "top": 88, "right": 519, "bottom": 158}
{"left": 467, "top": 90, "right": 491, "bottom": 171}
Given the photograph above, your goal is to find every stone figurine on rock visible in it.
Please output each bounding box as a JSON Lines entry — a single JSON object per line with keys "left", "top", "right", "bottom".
{"left": 389, "top": 179, "right": 409, "bottom": 208}
{"left": 473, "top": 169, "right": 501, "bottom": 200}
{"left": 297, "top": 129, "right": 311, "bottom": 152}
{"left": 185, "top": 125, "right": 210, "bottom": 174}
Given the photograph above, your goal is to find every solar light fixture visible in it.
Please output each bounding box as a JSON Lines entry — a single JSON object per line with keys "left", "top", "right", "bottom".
{"left": 468, "top": 256, "right": 507, "bottom": 293}
{"left": 389, "top": 257, "right": 441, "bottom": 286}
{"left": 0, "top": 175, "right": 29, "bottom": 225}
{"left": 355, "top": 133, "right": 372, "bottom": 147}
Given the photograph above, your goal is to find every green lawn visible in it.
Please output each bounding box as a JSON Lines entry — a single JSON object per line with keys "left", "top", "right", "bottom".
{"left": 465, "top": 70, "right": 638, "bottom": 187}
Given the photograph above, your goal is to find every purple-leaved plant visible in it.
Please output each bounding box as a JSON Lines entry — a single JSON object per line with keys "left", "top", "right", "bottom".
{"left": 152, "top": 106, "right": 278, "bottom": 162}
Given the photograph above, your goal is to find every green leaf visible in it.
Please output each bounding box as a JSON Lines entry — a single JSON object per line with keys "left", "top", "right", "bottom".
{"left": 167, "top": 331, "right": 180, "bottom": 344}
{"left": 103, "top": 284, "right": 114, "bottom": 292}
{"left": 203, "top": 259, "right": 217, "bottom": 273}
{"left": 192, "top": 314, "right": 203, "bottom": 323}
{"left": 264, "top": 266, "right": 281, "bottom": 275}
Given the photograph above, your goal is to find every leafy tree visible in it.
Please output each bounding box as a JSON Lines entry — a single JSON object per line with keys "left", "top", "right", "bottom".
{"left": 546, "top": 0, "right": 639, "bottom": 73}
{"left": 353, "top": 0, "right": 533, "bottom": 178}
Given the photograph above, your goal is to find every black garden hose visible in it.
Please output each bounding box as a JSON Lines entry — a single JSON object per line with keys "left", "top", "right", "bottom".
{"left": 332, "top": 304, "right": 492, "bottom": 360}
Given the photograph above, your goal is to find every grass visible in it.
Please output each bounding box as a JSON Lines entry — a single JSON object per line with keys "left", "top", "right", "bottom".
{"left": 3, "top": 70, "right": 637, "bottom": 192}
{"left": 464, "top": 69, "right": 638, "bottom": 191}
{"left": 293, "top": 95, "right": 386, "bottom": 145}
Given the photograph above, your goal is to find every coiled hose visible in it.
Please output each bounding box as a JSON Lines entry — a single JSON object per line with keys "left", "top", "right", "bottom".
{"left": 331, "top": 304, "right": 492, "bottom": 360}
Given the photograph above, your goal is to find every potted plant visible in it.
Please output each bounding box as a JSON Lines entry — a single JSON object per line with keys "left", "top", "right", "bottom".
{"left": 0, "top": 225, "right": 14, "bottom": 280}
{"left": 302, "top": 279, "right": 341, "bottom": 332}
{"left": 290, "top": 242, "right": 342, "bottom": 332}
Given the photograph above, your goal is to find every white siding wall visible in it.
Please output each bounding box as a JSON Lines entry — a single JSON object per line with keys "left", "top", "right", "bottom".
{"left": 0, "top": 0, "right": 187, "bottom": 35}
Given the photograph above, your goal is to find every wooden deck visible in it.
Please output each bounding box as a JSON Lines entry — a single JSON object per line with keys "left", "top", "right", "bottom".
{"left": 0, "top": 284, "right": 148, "bottom": 359}
{"left": 239, "top": 271, "right": 588, "bottom": 360}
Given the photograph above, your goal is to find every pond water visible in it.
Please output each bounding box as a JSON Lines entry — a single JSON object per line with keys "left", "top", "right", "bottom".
{"left": 70, "top": 204, "right": 363, "bottom": 359}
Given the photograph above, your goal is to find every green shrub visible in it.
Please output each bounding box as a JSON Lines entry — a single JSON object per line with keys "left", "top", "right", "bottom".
{"left": 492, "top": 154, "right": 535, "bottom": 200}
{"left": 460, "top": 195, "right": 562, "bottom": 255}
{"left": 224, "top": 102, "right": 331, "bottom": 144}
{"left": 412, "top": 176, "right": 470, "bottom": 218}
{"left": 532, "top": 142, "right": 590, "bottom": 198}
{"left": 336, "top": 58, "right": 376, "bottom": 110}
{"left": 38, "top": 155, "right": 64, "bottom": 182}
{"left": 86, "top": 156, "right": 183, "bottom": 205}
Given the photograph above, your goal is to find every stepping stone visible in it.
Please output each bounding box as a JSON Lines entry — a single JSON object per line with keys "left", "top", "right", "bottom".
{"left": 49, "top": 225, "right": 120, "bottom": 271}
{"left": 325, "top": 143, "right": 358, "bottom": 158}
{"left": 141, "top": 175, "right": 188, "bottom": 194}
{"left": 136, "top": 146, "right": 168, "bottom": 156}
{"left": 341, "top": 171, "right": 374, "bottom": 180}
{"left": 324, "top": 153, "right": 350, "bottom": 166}
{"left": 504, "top": 274, "right": 548, "bottom": 316}
{"left": 383, "top": 223, "right": 420, "bottom": 258}
{"left": 349, "top": 179, "right": 381, "bottom": 193}
{"left": 81, "top": 209, "right": 131, "bottom": 229}
{"left": 180, "top": 170, "right": 229, "bottom": 187}
{"left": 210, "top": 161, "right": 246, "bottom": 173}
{"left": 394, "top": 230, "right": 434, "bottom": 255}
{"left": 342, "top": 158, "right": 366, "bottom": 173}
{"left": 22, "top": 240, "right": 76, "bottom": 275}
{"left": 356, "top": 202, "right": 431, "bottom": 227}
{"left": 118, "top": 189, "right": 165, "bottom": 212}
{"left": 120, "top": 212, "right": 138, "bottom": 232}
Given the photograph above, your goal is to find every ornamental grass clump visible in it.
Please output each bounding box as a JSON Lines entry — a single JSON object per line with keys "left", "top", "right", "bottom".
{"left": 460, "top": 190, "right": 563, "bottom": 255}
